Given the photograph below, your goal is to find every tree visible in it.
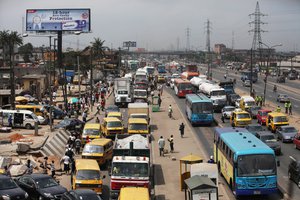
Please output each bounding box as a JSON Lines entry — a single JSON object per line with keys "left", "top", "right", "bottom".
{"left": 91, "top": 37, "right": 106, "bottom": 61}
{"left": 19, "top": 43, "right": 33, "bottom": 63}
{"left": 0, "top": 30, "right": 9, "bottom": 67}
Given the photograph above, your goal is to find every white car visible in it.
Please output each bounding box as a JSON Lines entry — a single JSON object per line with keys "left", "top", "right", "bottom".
{"left": 37, "top": 116, "right": 47, "bottom": 125}
{"left": 235, "top": 98, "right": 241, "bottom": 108}
{"left": 222, "top": 106, "right": 236, "bottom": 119}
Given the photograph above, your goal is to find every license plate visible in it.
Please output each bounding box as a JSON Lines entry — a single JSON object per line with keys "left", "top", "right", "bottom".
{"left": 254, "top": 190, "right": 261, "bottom": 195}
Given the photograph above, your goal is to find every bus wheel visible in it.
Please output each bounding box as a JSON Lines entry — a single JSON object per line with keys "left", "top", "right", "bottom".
{"left": 231, "top": 123, "right": 235, "bottom": 127}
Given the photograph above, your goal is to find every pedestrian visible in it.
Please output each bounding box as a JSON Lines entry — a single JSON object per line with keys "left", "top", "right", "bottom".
{"left": 71, "top": 158, "right": 76, "bottom": 175}
{"left": 101, "top": 99, "right": 106, "bottom": 111}
{"left": 179, "top": 123, "right": 185, "bottom": 138}
{"left": 221, "top": 114, "right": 225, "bottom": 123}
{"left": 66, "top": 146, "right": 75, "bottom": 160}
{"left": 168, "top": 135, "right": 174, "bottom": 153}
{"left": 4, "top": 166, "right": 11, "bottom": 177}
{"left": 288, "top": 101, "right": 292, "bottom": 115}
{"left": 82, "top": 111, "right": 87, "bottom": 122}
{"left": 285, "top": 102, "right": 288, "bottom": 114}
{"left": 207, "top": 155, "right": 214, "bottom": 164}
{"left": 60, "top": 153, "right": 71, "bottom": 175}
{"left": 95, "top": 103, "right": 101, "bottom": 115}
{"left": 158, "top": 136, "right": 165, "bottom": 157}
{"left": 86, "top": 135, "right": 91, "bottom": 144}
{"left": 50, "top": 160, "right": 55, "bottom": 178}
{"left": 8, "top": 114, "right": 13, "bottom": 127}
{"left": 259, "top": 96, "right": 263, "bottom": 107}
{"left": 26, "top": 159, "right": 33, "bottom": 174}
{"left": 42, "top": 157, "right": 48, "bottom": 174}
{"left": 255, "top": 96, "right": 259, "bottom": 106}
{"left": 158, "top": 96, "right": 162, "bottom": 108}
{"left": 75, "top": 137, "right": 82, "bottom": 155}
{"left": 275, "top": 105, "right": 281, "bottom": 113}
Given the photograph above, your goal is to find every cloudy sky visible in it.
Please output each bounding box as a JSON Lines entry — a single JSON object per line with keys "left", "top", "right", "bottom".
{"left": 0, "top": 0, "right": 299, "bottom": 51}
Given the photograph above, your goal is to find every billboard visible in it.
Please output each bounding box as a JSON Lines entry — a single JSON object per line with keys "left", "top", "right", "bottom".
{"left": 123, "top": 41, "right": 137, "bottom": 48}
{"left": 26, "top": 9, "right": 91, "bottom": 32}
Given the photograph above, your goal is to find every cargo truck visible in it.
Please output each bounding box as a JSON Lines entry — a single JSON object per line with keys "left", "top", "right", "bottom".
{"left": 128, "top": 103, "right": 149, "bottom": 123}
{"left": 114, "top": 78, "right": 132, "bottom": 107}
{"left": 110, "top": 134, "right": 152, "bottom": 199}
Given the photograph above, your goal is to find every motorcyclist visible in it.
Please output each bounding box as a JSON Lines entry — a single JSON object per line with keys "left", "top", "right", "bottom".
{"left": 273, "top": 85, "right": 277, "bottom": 93}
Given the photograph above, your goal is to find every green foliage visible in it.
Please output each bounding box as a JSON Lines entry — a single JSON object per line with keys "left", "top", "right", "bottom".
{"left": 18, "top": 43, "right": 33, "bottom": 62}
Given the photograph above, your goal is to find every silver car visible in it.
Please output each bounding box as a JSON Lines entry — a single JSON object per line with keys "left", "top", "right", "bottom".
{"left": 222, "top": 106, "right": 235, "bottom": 119}
{"left": 276, "top": 94, "right": 289, "bottom": 103}
{"left": 276, "top": 125, "right": 298, "bottom": 143}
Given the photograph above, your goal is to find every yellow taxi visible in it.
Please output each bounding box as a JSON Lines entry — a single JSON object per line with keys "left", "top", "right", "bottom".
{"left": 266, "top": 112, "right": 289, "bottom": 133}
{"left": 128, "top": 118, "right": 149, "bottom": 134}
{"left": 118, "top": 187, "right": 150, "bottom": 200}
{"left": 101, "top": 117, "right": 124, "bottom": 138}
{"left": 72, "top": 159, "right": 105, "bottom": 194}
{"left": 82, "top": 138, "right": 113, "bottom": 166}
{"left": 82, "top": 123, "right": 102, "bottom": 146}
{"left": 230, "top": 109, "right": 252, "bottom": 127}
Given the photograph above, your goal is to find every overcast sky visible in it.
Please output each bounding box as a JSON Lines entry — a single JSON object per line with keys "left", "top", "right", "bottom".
{"left": 0, "top": 0, "right": 299, "bottom": 52}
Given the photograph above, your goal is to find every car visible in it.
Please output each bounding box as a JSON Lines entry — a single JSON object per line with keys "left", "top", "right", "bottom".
{"left": 0, "top": 174, "right": 29, "bottom": 199}
{"left": 37, "top": 115, "right": 47, "bottom": 125}
{"left": 293, "top": 134, "right": 300, "bottom": 150}
{"left": 16, "top": 174, "right": 67, "bottom": 200}
{"left": 288, "top": 73, "right": 297, "bottom": 80}
{"left": 276, "top": 76, "right": 285, "bottom": 83}
{"left": 257, "top": 109, "right": 272, "bottom": 125}
{"left": 248, "top": 105, "right": 261, "bottom": 119}
{"left": 288, "top": 156, "right": 300, "bottom": 188}
{"left": 105, "top": 105, "right": 120, "bottom": 117}
{"left": 61, "top": 189, "right": 102, "bottom": 200}
{"left": 41, "top": 105, "right": 66, "bottom": 119}
{"left": 242, "top": 80, "right": 251, "bottom": 87}
{"left": 276, "top": 125, "right": 298, "bottom": 143}
{"left": 255, "top": 131, "right": 281, "bottom": 155}
{"left": 276, "top": 94, "right": 289, "bottom": 103}
{"left": 227, "top": 93, "right": 241, "bottom": 107}
{"left": 221, "top": 106, "right": 235, "bottom": 119}
{"left": 54, "top": 118, "right": 85, "bottom": 131}
{"left": 245, "top": 124, "right": 265, "bottom": 135}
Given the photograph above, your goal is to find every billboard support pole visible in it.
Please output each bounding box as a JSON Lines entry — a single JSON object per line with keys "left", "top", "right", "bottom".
{"left": 57, "top": 31, "right": 67, "bottom": 110}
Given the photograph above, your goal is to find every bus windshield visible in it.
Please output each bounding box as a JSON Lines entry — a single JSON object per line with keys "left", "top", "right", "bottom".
{"left": 112, "top": 163, "right": 149, "bottom": 177}
{"left": 237, "top": 154, "right": 276, "bottom": 177}
{"left": 178, "top": 83, "right": 193, "bottom": 90}
{"left": 192, "top": 102, "right": 213, "bottom": 114}
{"left": 82, "top": 145, "right": 104, "bottom": 153}
{"left": 107, "top": 121, "right": 122, "bottom": 128}
{"left": 274, "top": 116, "right": 288, "bottom": 123}
{"left": 128, "top": 123, "right": 148, "bottom": 130}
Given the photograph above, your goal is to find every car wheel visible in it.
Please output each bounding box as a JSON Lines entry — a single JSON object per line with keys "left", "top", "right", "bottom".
{"left": 25, "top": 123, "right": 32, "bottom": 129}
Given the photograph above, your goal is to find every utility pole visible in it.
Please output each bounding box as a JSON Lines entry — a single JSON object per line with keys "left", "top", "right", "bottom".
{"left": 90, "top": 47, "right": 93, "bottom": 112}
{"left": 250, "top": 48, "right": 253, "bottom": 96}
{"left": 77, "top": 55, "right": 81, "bottom": 98}
{"left": 186, "top": 27, "right": 190, "bottom": 52}
{"left": 205, "top": 19, "right": 212, "bottom": 80}
{"left": 48, "top": 36, "right": 53, "bottom": 131}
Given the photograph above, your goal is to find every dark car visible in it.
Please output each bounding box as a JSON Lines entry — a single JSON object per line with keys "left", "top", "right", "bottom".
{"left": 61, "top": 189, "right": 102, "bottom": 200}
{"left": 255, "top": 131, "right": 281, "bottom": 155}
{"left": 288, "top": 73, "right": 297, "bottom": 80}
{"left": 276, "top": 125, "right": 298, "bottom": 143}
{"left": 227, "top": 93, "right": 241, "bottom": 106}
{"left": 245, "top": 124, "right": 264, "bottom": 135}
{"left": 0, "top": 175, "right": 29, "bottom": 200}
{"left": 276, "top": 76, "right": 285, "bottom": 83}
{"left": 54, "top": 118, "right": 85, "bottom": 131}
{"left": 16, "top": 174, "right": 67, "bottom": 200}
{"left": 288, "top": 157, "right": 300, "bottom": 188}
{"left": 248, "top": 105, "right": 261, "bottom": 119}
{"left": 105, "top": 105, "right": 120, "bottom": 117}
{"left": 42, "top": 105, "right": 66, "bottom": 119}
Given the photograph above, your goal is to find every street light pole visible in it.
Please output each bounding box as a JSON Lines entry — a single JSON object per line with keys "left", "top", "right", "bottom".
{"left": 250, "top": 48, "right": 253, "bottom": 97}
{"left": 259, "top": 41, "right": 282, "bottom": 105}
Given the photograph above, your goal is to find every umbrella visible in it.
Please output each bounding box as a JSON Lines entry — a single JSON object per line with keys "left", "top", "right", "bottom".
{"left": 15, "top": 96, "right": 28, "bottom": 102}
{"left": 68, "top": 97, "right": 79, "bottom": 104}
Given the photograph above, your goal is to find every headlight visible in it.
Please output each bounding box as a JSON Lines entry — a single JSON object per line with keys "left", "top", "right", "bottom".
{"left": 43, "top": 193, "right": 53, "bottom": 198}
{"left": 25, "top": 193, "right": 29, "bottom": 199}
{"left": 1, "top": 195, "right": 10, "bottom": 200}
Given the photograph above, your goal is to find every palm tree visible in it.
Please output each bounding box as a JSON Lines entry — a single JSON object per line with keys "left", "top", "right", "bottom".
{"left": 0, "top": 30, "right": 9, "bottom": 67}
{"left": 91, "top": 37, "right": 106, "bottom": 60}
{"left": 0, "top": 30, "right": 23, "bottom": 109}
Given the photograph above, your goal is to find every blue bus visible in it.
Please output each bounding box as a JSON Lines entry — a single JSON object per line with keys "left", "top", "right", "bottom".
{"left": 241, "top": 70, "right": 258, "bottom": 83}
{"left": 214, "top": 129, "right": 279, "bottom": 197}
{"left": 185, "top": 94, "right": 214, "bottom": 126}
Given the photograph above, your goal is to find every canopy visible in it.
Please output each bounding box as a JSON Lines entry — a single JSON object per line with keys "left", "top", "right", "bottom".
{"left": 68, "top": 97, "right": 79, "bottom": 104}
{"left": 180, "top": 154, "right": 203, "bottom": 164}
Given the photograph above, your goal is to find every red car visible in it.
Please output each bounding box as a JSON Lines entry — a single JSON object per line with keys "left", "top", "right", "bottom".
{"left": 257, "top": 109, "right": 272, "bottom": 125}
{"left": 293, "top": 135, "right": 300, "bottom": 150}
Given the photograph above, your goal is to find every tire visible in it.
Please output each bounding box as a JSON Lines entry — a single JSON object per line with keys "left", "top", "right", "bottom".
{"left": 295, "top": 144, "right": 298, "bottom": 149}
{"left": 25, "top": 123, "right": 32, "bottom": 129}
{"left": 298, "top": 179, "right": 300, "bottom": 188}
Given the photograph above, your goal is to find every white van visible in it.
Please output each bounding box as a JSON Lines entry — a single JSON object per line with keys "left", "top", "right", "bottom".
{"left": 0, "top": 109, "right": 39, "bottom": 129}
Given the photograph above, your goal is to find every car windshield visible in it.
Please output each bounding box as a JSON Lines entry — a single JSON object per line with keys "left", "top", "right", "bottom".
{"left": 118, "top": 91, "right": 128, "bottom": 95}
{"left": 0, "top": 178, "right": 17, "bottom": 190}
{"left": 107, "top": 121, "right": 122, "bottom": 128}
{"left": 261, "top": 112, "right": 270, "bottom": 116}
{"left": 134, "top": 91, "right": 147, "bottom": 96}
{"left": 83, "top": 129, "right": 100, "bottom": 136}
{"left": 83, "top": 145, "right": 104, "bottom": 153}
{"left": 237, "top": 154, "right": 276, "bottom": 177}
{"left": 130, "top": 115, "right": 147, "bottom": 119}
{"left": 274, "top": 116, "right": 288, "bottom": 123}
{"left": 112, "top": 163, "right": 149, "bottom": 177}
{"left": 36, "top": 177, "right": 58, "bottom": 189}
{"left": 107, "top": 107, "right": 119, "bottom": 113}
{"left": 237, "top": 113, "right": 250, "bottom": 119}
{"left": 76, "top": 170, "right": 101, "bottom": 180}
{"left": 128, "top": 123, "right": 148, "bottom": 130}
{"left": 261, "top": 135, "right": 277, "bottom": 143}
{"left": 247, "top": 126, "right": 263, "bottom": 132}
{"left": 211, "top": 90, "right": 226, "bottom": 96}
{"left": 251, "top": 107, "right": 261, "bottom": 111}
{"left": 192, "top": 102, "right": 213, "bottom": 114}
{"left": 245, "top": 101, "right": 255, "bottom": 106}
{"left": 282, "top": 127, "right": 297, "bottom": 132}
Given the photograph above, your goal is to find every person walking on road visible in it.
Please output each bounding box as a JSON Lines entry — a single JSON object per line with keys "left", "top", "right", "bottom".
{"left": 285, "top": 102, "right": 288, "bottom": 114}
{"left": 50, "top": 160, "right": 55, "bottom": 178}
{"left": 158, "top": 96, "right": 162, "bottom": 108}
{"left": 288, "top": 101, "right": 292, "bottom": 115}
{"left": 60, "top": 153, "right": 71, "bottom": 175}
{"left": 179, "top": 123, "right": 185, "bottom": 138}
{"left": 158, "top": 136, "right": 165, "bottom": 157}
{"left": 168, "top": 135, "right": 174, "bottom": 153}
{"left": 75, "top": 137, "right": 82, "bottom": 155}
{"left": 82, "top": 110, "right": 87, "bottom": 122}
{"left": 168, "top": 105, "right": 173, "bottom": 118}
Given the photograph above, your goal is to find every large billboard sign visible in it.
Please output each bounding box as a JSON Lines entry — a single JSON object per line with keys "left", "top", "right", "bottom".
{"left": 123, "top": 41, "right": 137, "bottom": 48}
{"left": 26, "top": 9, "right": 91, "bottom": 32}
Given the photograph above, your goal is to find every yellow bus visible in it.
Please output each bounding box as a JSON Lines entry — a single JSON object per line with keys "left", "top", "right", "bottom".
{"left": 82, "top": 123, "right": 102, "bottom": 146}
{"left": 72, "top": 159, "right": 105, "bottom": 194}
{"left": 128, "top": 118, "right": 149, "bottom": 134}
{"left": 101, "top": 117, "right": 124, "bottom": 138}
{"left": 118, "top": 187, "right": 150, "bottom": 200}
{"left": 266, "top": 112, "right": 289, "bottom": 133}
{"left": 230, "top": 109, "right": 251, "bottom": 127}
{"left": 16, "top": 104, "right": 43, "bottom": 116}
{"left": 82, "top": 138, "right": 113, "bottom": 166}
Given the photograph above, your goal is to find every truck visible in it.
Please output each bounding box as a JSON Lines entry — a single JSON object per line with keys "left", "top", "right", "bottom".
{"left": 128, "top": 103, "right": 149, "bottom": 122}
{"left": 199, "top": 82, "right": 227, "bottom": 112}
{"left": 114, "top": 78, "right": 132, "bottom": 107}
{"left": 110, "top": 134, "right": 152, "bottom": 199}
{"left": 133, "top": 89, "right": 148, "bottom": 103}
{"left": 218, "top": 80, "right": 235, "bottom": 95}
